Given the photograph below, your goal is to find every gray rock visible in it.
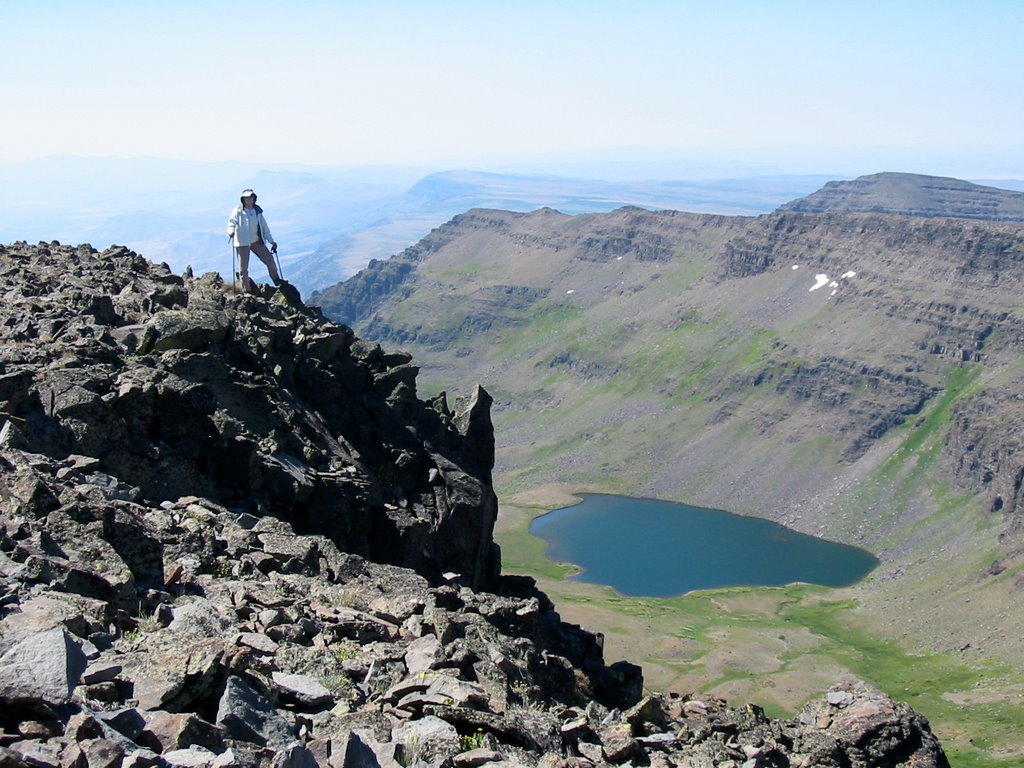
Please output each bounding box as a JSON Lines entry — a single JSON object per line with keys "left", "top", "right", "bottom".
{"left": 138, "top": 710, "right": 226, "bottom": 754}
{"left": 826, "top": 690, "right": 855, "bottom": 707}
{"left": 237, "top": 632, "right": 280, "bottom": 655}
{"left": 94, "top": 708, "right": 148, "bottom": 741}
{"left": 82, "top": 737, "right": 126, "bottom": 768}
{"left": 162, "top": 746, "right": 219, "bottom": 767}
{"left": 9, "top": 738, "right": 63, "bottom": 768}
{"left": 403, "top": 634, "right": 444, "bottom": 677}
{"left": 452, "top": 748, "right": 503, "bottom": 767}
{"left": 271, "top": 672, "right": 334, "bottom": 708}
{"left": 140, "top": 309, "right": 228, "bottom": 353}
{"left": 169, "top": 599, "right": 232, "bottom": 637}
{"left": 342, "top": 729, "right": 402, "bottom": 768}
{"left": 117, "top": 632, "right": 226, "bottom": 712}
{"left": 600, "top": 721, "right": 643, "bottom": 763}
{"left": 120, "top": 748, "right": 165, "bottom": 768}
{"left": 271, "top": 742, "right": 319, "bottom": 768}
{"left": 0, "top": 626, "right": 87, "bottom": 706}
{"left": 210, "top": 748, "right": 247, "bottom": 768}
{"left": 82, "top": 661, "right": 123, "bottom": 684}
{"left": 392, "top": 716, "right": 460, "bottom": 767}
{"left": 799, "top": 683, "right": 950, "bottom": 768}
{"left": 216, "top": 675, "right": 296, "bottom": 749}
{"left": 0, "top": 592, "right": 108, "bottom": 645}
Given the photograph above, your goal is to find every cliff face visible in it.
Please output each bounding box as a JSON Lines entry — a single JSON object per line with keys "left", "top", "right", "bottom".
{"left": 943, "top": 390, "right": 1024, "bottom": 521}
{"left": 0, "top": 241, "right": 950, "bottom": 767}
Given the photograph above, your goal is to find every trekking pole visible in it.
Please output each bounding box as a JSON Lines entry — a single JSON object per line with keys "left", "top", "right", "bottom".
{"left": 231, "top": 242, "right": 237, "bottom": 293}
{"left": 274, "top": 246, "right": 284, "bottom": 281}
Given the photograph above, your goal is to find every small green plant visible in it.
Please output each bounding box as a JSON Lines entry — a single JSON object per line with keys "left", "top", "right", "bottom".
{"left": 122, "top": 628, "right": 142, "bottom": 644}
{"left": 508, "top": 680, "right": 545, "bottom": 712}
{"left": 331, "top": 586, "right": 364, "bottom": 609}
{"left": 204, "top": 559, "right": 233, "bottom": 578}
{"left": 321, "top": 672, "right": 353, "bottom": 696}
{"left": 369, "top": 673, "right": 393, "bottom": 697}
{"left": 137, "top": 615, "right": 162, "bottom": 633}
{"left": 331, "top": 640, "right": 359, "bottom": 662}
{"left": 458, "top": 729, "right": 486, "bottom": 752}
{"left": 122, "top": 618, "right": 160, "bottom": 644}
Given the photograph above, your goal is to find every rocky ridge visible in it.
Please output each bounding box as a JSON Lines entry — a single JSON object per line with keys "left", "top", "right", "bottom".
{"left": 0, "top": 241, "right": 949, "bottom": 767}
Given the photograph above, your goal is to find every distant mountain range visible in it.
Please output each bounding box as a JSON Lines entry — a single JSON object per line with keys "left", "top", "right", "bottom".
{"left": 0, "top": 156, "right": 843, "bottom": 293}
{"left": 8, "top": 157, "right": 1021, "bottom": 297}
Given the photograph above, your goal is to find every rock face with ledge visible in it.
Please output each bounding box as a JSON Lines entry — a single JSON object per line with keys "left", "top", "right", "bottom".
{"left": 0, "top": 241, "right": 499, "bottom": 592}
{"left": 0, "top": 241, "right": 949, "bottom": 767}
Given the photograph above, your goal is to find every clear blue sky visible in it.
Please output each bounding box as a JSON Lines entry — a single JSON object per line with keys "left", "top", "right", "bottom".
{"left": 2, "top": 1, "right": 1022, "bottom": 176}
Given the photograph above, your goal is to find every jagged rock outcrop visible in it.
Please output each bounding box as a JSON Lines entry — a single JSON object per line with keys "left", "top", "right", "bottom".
{"left": 0, "top": 241, "right": 500, "bottom": 591}
{"left": 0, "top": 241, "right": 950, "bottom": 766}
{"left": 943, "top": 389, "right": 1024, "bottom": 521}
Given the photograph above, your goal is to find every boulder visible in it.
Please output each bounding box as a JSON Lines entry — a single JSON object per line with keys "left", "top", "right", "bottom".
{"left": 270, "top": 672, "right": 334, "bottom": 709}
{"left": 392, "top": 716, "right": 460, "bottom": 767}
{"left": 799, "top": 683, "right": 950, "bottom": 768}
{"left": 137, "top": 711, "right": 226, "bottom": 754}
{"left": 403, "top": 634, "right": 444, "bottom": 677}
{"left": 0, "top": 627, "right": 87, "bottom": 707}
{"left": 139, "top": 309, "right": 228, "bottom": 354}
{"left": 117, "top": 632, "right": 226, "bottom": 712}
{"left": 216, "top": 675, "right": 296, "bottom": 750}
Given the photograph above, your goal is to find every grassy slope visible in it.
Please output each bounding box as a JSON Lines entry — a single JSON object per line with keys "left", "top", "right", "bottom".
{"left": 367, "top": 210, "right": 1024, "bottom": 765}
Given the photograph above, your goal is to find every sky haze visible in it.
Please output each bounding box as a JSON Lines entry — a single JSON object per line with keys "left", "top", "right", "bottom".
{"left": 2, "top": 1, "right": 1022, "bottom": 178}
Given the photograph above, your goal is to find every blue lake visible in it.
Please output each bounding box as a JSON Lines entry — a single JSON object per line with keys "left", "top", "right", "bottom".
{"left": 529, "top": 493, "right": 878, "bottom": 597}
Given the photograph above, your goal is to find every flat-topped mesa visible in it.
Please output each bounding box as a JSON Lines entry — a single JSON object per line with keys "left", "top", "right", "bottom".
{"left": 778, "top": 171, "right": 1024, "bottom": 221}
{"left": 0, "top": 240, "right": 500, "bottom": 592}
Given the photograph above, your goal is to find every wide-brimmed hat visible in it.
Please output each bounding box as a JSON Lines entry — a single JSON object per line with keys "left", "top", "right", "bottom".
{"left": 240, "top": 189, "right": 257, "bottom": 200}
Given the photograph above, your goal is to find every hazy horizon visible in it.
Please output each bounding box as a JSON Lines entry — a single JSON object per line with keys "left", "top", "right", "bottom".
{"left": 3, "top": 1, "right": 1023, "bottom": 180}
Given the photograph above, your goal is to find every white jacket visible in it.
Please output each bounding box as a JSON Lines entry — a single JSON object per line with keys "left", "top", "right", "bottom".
{"left": 227, "top": 204, "right": 276, "bottom": 248}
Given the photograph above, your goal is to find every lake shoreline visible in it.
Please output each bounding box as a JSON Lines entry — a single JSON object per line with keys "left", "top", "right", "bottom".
{"left": 529, "top": 491, "right": 878, "bottom": 598}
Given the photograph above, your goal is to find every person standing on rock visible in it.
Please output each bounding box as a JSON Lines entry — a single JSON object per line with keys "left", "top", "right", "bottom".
{"left": 227, "top": 189, "right": 282, "bottom": 292}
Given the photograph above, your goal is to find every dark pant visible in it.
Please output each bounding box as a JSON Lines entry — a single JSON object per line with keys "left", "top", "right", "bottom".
{"left": 236, "top": 240, "right": 280, "bottom": 287}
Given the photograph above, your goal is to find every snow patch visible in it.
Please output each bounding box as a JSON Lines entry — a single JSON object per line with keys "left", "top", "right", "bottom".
{"left": 566, "top": 289, "right": 575, "bottom": 295}
{"left": 792, "top": 264, "right": 800, "bottom": 270}
{"left": 805, "top": 268, "right": 856, "bottom": 298}
{"left": 809, "top": 274, "right": 830, "bottom": 292}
